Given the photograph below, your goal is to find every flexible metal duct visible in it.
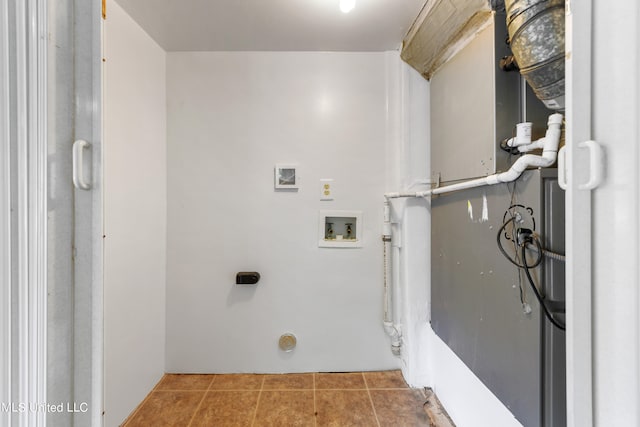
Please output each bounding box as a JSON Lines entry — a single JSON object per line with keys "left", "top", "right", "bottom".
{"left": 505, "top": 0, "right": 565, "bottom": 111}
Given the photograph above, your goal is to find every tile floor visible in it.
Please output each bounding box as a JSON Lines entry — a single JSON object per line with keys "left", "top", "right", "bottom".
{"left": 122, "top": 370, "right": 431, "bottom": 426}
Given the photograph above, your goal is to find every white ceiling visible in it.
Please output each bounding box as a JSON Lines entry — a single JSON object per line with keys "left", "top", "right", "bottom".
{"left": 113, "top": 0, "right": 427, "bottom": 52}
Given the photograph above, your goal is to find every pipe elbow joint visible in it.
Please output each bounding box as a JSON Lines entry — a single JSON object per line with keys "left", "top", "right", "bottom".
{"left": 486, "top": 175, "right": 500, "bottom": 185}
{"left": 548, "top": 113, "right": 563, "bottom": 127}
{"left": 383, "top": 321, "right": 402, "bottom": 344}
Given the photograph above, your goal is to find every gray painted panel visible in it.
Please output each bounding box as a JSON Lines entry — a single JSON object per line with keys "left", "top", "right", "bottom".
{"left": 432, "top": 170, "right": 566, "bottom": 427}
{"left": 430, "top": 20, "right": 496, "bottom": 182}
{"left": 431, "top": 13, "right": 553, "bottom": 182}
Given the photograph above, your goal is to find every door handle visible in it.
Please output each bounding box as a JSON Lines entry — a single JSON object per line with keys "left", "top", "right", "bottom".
{"left": 557, "top": 146, "right": 567, "bottom": 190}
{"left": 72, "top": 139, "right": 91, "bottom": 190}
{"left": 577, "top": 140, "right": 604, "bottom": 190}
{"left": 556, "top": 141, "right": 604, "bottom": 191}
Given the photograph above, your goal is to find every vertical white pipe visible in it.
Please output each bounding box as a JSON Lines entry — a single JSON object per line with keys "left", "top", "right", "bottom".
{"left": 382, "top": 201, "right": 401, "bottom": 354}
{"left": 383, "top": 202, "right": 392, "bottom": 323}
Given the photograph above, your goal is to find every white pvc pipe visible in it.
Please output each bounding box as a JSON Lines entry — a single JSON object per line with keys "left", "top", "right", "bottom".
{"left": 380, "top": 113, "right": 562, "bottom": 357}
{"left": 516, "top": 138, "right": 546, "bottom": 152}
{"left": 382, "top": 201, "right": 401, "bottom": 354}
{"left": 384, "top": 113, "right": 563, "bottom": 200}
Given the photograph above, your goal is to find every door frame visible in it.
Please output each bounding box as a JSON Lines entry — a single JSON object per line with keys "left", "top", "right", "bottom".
{"left": 565, "top": 0, "right": 594, "bottom": 425}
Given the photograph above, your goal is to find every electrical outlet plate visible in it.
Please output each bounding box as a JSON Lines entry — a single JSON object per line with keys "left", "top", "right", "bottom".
{"left": 320, "top": 179, "right": 334, "bottom": 201}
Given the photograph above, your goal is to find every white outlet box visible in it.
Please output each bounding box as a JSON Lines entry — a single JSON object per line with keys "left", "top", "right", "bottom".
{"left": 320, "top": 179, "right": 334, "bottom": 201}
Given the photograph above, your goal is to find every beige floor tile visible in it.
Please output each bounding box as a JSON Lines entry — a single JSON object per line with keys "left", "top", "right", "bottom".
{"left": 155, "top": 374, "right": 214, "bottom": 391}
{"left": 209, "top": 373, "right": 264, "bottom": 390}
{"left": 370, "top": 389, "right": 430, "bottom": 427}
{"left": 263, "top": 373, "right": 314, "bottom": 390}
{"left": 315, "top": 372, "right": 366, "bottom": 389}
{"left": 363, "top": 370, "right": 408, "bottom": 389}
{"left": 123, "top": 391, "right": 204, "bottom": 426}
{"left": 315, "top": 389, "right": 377, "bottom": 426}
{"left": 190, "top": 390, "right": 259, "bottom": 427}
{"left": 253, "top": 390, "right": 315, "bottom": 427}
{"left": 123, "top": 371, "right": 435, "bottom": 427}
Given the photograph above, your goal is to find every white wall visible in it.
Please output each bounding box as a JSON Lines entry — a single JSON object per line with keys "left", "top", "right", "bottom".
{"left": 383, "top": 54, "right": 432, "bottom": 385}
{"left": 166, "top": 51, "right": 399, "bottom": 373}
{"left": 103, "top": 1, "right": 167, "bottom": 425}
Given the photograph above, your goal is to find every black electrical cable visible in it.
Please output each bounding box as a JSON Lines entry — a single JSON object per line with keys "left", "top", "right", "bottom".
{"left": 496, "top": 217, "right": 543, "bottom": 268}
{"left": 521, "top": 244, "right": 566, "bottom": 331}
{"left": 497, "top": 217, "right": 520, "bottom": 267}
{"left": 500, "top": 138, "right": 521, "bottom": 155}
{"left": 524, "top": 234, "right": 544, "bottom": 269}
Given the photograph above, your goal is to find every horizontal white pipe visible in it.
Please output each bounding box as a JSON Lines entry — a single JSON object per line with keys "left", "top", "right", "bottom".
{"left": 384, "top": 113, "right": 563, "bottom": 200}
{"left": 384, "top": 190, "right": 430, "bottom": 199}
{"left": 431, "top": 176, "right": 493, "bottom": 195}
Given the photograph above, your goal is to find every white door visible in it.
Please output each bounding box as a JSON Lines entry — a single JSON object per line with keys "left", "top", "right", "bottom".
{"left": 47, "top": 1, "right": 103, "bottom": 426}
{"left": 589, "top": 0, "right": 640, "bottom": 425}
{"left": 0, "top": 0, "right": 103, "bottom": 426}
{"left": 565, "top": 0, "right": 640, "bottom": 426}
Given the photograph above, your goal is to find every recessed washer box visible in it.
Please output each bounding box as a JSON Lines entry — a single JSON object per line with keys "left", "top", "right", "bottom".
{"left": 318, "top": 210, "right": 362, "bottom": 248}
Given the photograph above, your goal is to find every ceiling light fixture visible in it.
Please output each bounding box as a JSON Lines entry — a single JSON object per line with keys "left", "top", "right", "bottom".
{"left": 340, "top": 0, "right": 356, "bottom": 13}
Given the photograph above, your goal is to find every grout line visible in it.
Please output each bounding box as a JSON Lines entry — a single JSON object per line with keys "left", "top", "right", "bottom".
{"left": 186, "top": 390, "right": 209, "bottom": 427}
{"left": 367, "top": 387, "right": 411, "bottom": 391}
{"left": 366, "top": 387, "right": 382, "bottom": 427}
{"left": 313, "top": 373, "right": 317, "bottom": 427}
{"left": 364, "top": 373, "right": 382, "bottom": 427}
{"left": 250, "top": 376, "right": 266, "bottom": 426}
{"left": 207, "top": 374, "right": 216, "bottom": 391}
